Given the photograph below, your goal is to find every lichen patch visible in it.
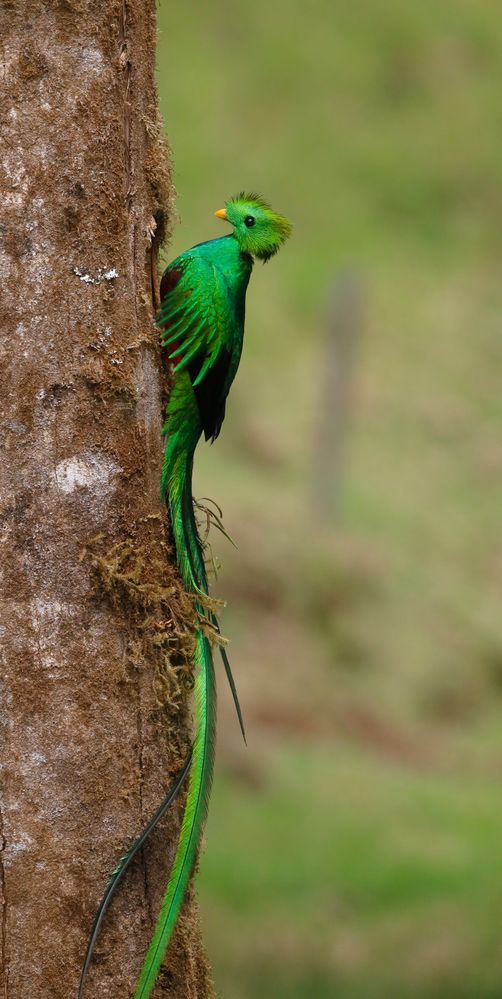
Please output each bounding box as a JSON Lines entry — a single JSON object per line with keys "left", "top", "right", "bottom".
{"left": 54, "top": 452, "right": 121, "bottom": 494}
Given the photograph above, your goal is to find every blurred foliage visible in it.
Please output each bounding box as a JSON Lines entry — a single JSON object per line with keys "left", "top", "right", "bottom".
{"left": 156, "top": 2, "right": 502, "bottom": 996}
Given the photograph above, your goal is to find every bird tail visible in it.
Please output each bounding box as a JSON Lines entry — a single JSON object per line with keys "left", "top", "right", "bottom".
{"left": 132, "top": 401, "right": 217, "bottom": 998}
{"left": 133, "top": 628, "right": 215, "bottom": 998}
{"left": 162, "top": 385, "right": 246, "bottom": 738}
{"left": 78, "top": 751, "right": 192, "bottom": 999}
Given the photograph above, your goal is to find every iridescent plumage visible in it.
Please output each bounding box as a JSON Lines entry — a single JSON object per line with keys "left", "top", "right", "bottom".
{"left": 134, "top": 195, "right": 290, "bottom": 998}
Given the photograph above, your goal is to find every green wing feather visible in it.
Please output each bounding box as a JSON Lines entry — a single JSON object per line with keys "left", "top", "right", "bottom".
{"left": 158, "top": 255, "right": 232, "bottom": 379}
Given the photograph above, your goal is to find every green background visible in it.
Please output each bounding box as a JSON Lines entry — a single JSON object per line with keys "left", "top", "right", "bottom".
{"left": 157, "top": 3, "right": 502, "bottom": 996}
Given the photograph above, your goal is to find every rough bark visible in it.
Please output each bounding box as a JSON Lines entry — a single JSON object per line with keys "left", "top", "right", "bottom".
{"left": 0, "top": 3, "right": 211, "bottom": 997}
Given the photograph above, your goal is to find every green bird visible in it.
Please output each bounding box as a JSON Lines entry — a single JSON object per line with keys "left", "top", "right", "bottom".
{"left": 78, "top": 194, "right": 291, "bottom": 998}
{"left": 133, "top": 193, "right": 291, "bottom": 998}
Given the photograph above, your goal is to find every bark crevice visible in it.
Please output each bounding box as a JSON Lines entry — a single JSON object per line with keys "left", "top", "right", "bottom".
{"left": 119, "top": 0, "right": 133, "bottom": 214}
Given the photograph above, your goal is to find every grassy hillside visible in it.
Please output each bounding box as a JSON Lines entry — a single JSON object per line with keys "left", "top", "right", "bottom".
{"left": 156, "top": 2, "right": 502, "bottom": 995}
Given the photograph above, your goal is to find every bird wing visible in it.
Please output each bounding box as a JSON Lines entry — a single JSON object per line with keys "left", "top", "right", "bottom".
{"left": 158, "top": 253, "right": 233, "bottom": 441}
{"left": 158, "top": 253, "right": 231, "bottom": 382}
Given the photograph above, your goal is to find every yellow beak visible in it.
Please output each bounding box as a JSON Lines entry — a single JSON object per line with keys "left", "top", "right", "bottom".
{"left": 214, "top": 208, "right": 227, "bottom": 220}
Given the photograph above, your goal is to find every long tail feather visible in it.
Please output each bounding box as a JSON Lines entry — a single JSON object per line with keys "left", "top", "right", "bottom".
{"left": 189, "top": 493, "right": 246, "bottom": 743}
{"left": 217, "top": 632, "right": 246, "bottom": 744}
{"left": 78, "top": 750, "right": 192, "bottom": 998}
{"left": 133, "top": 632, "right": 215, "bottom": 997}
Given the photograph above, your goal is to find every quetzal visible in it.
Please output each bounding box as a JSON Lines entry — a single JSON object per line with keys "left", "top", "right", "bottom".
{"left": 79, "top": 194, "right": 291, "bottom": 998}
{"left": 134, "top": 193, "right": 291, "bottom": 998}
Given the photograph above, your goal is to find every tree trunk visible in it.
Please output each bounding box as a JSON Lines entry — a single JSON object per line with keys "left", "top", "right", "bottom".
{"left": 0, "top": 3, "right": 211, "bottom": 997}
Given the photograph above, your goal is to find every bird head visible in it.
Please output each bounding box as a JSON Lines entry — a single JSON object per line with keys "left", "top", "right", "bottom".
{"left": 215, "top": 192, "right": 292, "bottom": 261}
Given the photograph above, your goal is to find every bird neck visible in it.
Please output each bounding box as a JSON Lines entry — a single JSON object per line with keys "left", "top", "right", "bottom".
{"left": 199, "top": 234, "right": 253, "bottom": 283}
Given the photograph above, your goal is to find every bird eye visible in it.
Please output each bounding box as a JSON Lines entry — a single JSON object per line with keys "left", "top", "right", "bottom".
{"left": 244, "top": 215, "right": 255, "bottom": 228}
